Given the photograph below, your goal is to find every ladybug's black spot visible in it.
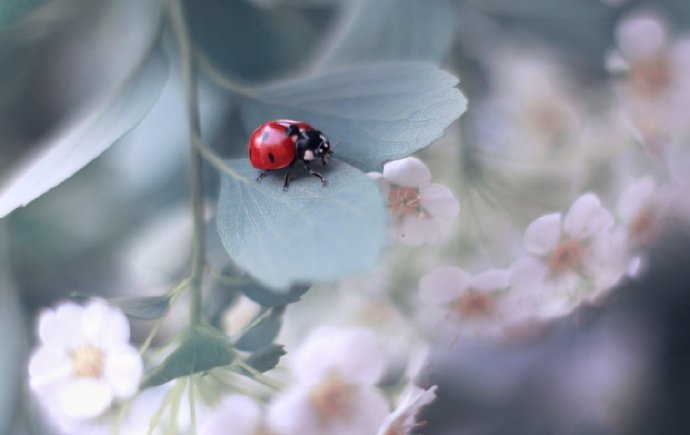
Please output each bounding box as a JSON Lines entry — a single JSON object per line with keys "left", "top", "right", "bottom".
{"left": 268, "top": 153, "right": 275, "bottom": 163}
{"left": 261, "top": 131, "right": 270, "bottom": 141}
{"left": 249, "top": 148, "right": 252, "bottom": 159}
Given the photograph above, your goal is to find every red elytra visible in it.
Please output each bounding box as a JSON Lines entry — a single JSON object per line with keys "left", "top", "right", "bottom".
{"left": 248, "top": 120, "right": 314, "bottom": 170}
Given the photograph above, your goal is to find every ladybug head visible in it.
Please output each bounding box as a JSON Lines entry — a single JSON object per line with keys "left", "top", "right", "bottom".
{"left": 314, "top": 135, "right": 333, "bottom": 165}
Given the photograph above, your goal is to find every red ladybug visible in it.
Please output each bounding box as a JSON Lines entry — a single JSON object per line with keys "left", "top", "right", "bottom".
{"left": 248, "top": 119, "right": 333, "bottom": 190}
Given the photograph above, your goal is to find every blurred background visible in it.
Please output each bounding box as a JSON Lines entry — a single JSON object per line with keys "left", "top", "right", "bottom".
{"left": 2, "top": 0, "right": 690, "bottom": 433}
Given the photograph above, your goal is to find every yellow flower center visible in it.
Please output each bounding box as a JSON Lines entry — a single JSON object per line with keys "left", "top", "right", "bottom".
{"left": 457, "top": 291, "right": 494, "bottom": 318}
{"left": 71, "top": 345, "right": 105, "bottom": 378}
{"left": 389, "top": 187, "right": 422, "bottom": 217}
{"left": 310, "top": 375, "right": 356, "bottom": 421}
{"left": 630, "top": 56, "right": 673, "bottom": 98}
{"left": 548, "top": 239, "right": 583, "bottom": 276}
{"left": 630, "top": 206, "right": 656, "bottom": 245}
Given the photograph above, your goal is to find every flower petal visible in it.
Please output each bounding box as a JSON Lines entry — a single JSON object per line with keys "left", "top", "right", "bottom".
{"left": 419, "top": 183, "right": 460, "bottom": 218}
{"left": 524, "top": 213, "right": 562, "bottom": 255}
{"left": 267, "top": 388, "right": 317, "bottom": 435}
{"left": 82, "top": 300, "right": 130, "bottom": 348}
{"left": 616, "top": 11, "right": 668, "bottom": 61}
{"left": 58, "top": 378, "right": 113, "bottom": 419}
{"left": 199, "top": 395, "right": 262, "bottom": 435}
{"left": 293, "top": 327, "right": 384, "bottom": 386}
{"left": 104, "top": 345, "right": 143, "bottom": 399}
{"left": 418, "top": 266, "right": 471, "bottom": 305}
{"left": 509, "top": 256, "right": 548, "bottom": 294}
{"left": 382, "top": 157, "right": 431, "bottom": 187}
{"left": 399, "top": 215, "right": 441, "bottom": 246}
{"left": 470, "top": 269, "right": 510, "bottom": 292}
{"left": 616, "top": 177, "right": 655, "bottom": 221}
{"left": 28, "top": 346, "right": 73, "bottom": 392}
{"left": 564, "top": 193, "right": 613, "bottom": 239}
{"left": 38, "top": 303, "right": 87, "bottom": 349}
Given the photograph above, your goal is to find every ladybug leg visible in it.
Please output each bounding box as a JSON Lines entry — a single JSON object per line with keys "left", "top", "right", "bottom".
{"left": 283, "top": 170, "right": 291, "bottom": 191}
{"left": 283, "top": 161, "right": 296, "bottom": 191}
{"left": 256, "top": 170, "right": 270, "bottom": 182}
{"left": 301, "top": 161, "right": 326, "bottom": 186}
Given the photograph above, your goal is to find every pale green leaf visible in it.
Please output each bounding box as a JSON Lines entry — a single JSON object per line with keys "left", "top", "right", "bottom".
{"left": 0, "top": 51, "right": 168, "bottom": 219}
{"left": 239, "top": 62, "right": 466, "bottom": 172}
{"left": 141, "top": 326, "right": 235, "bottom": 389}
{"left": 216, "top": 159, "right": 387, "bottom": 289}
{"left": 317, "top": 0, "right": 454, "bottom": 67}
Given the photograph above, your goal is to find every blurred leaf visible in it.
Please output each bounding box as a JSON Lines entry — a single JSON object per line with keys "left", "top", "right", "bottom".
{"left": 646, "top": 0, "right": 690, "bottom": 29}
{"left": 0, "top": 226, "right": 27, "bottom": 434}
{"left": 108, "top": 294, "right": 171, "bottom": 320}
{"left": 240, "top": 280, "right": 310, "bottom": 307}
{"left": 0, "top": 0, "right": 45, "bottom": 28}
{"left": 141, "top": 325, "right": 235, "bottom": 389}
{"left": 0, "top": 50, "right": 168, "bottom": 219}
{"left": 216, "top": 159, "right": 387, "bottom": 289}
{"left": 243, "top": 344, "right": 286, "bottom": 373}
{"left": 187, "top": 0, "right": 336, "bottom": 82}
{"left": 467, "top": 0, "right": 617, "bottom": 59}
{"left": 240, "top": 62, "right": 466, "bottom": 172}
{"left": 234, "top": 306, "right": 285, "bottom": 352}
{"left": 317, "top": 0, "right": 454, "bottom": 68}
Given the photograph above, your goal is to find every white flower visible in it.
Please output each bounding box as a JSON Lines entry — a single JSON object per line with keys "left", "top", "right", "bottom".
{"left": 610, "top": 11, "right": 690, "bottom": 148}
{"left": 199, "top": 395, "right": 265, "bottom": 435}
{"left": 377, "top": 385, "right": 438, "bottom": 435}
{"left": 616, "top": 176, "right": 665, "bottom": 248}
{"left": 368, "top": 157, "right": 460, "bottom": 246}
{"left": 475, "top": 49, "right": 585, "bottom": 165}
{"left": 418, "top": 266, "right": 512, "bottom": 339}
{"left": 510, "top": 194, "right": 623, "bottom": 318}
{"left": 28, "top": 300, "right": 143, "bottom": 424}
{"left": 267, "top": 327, "right": 389, "bottom": 435}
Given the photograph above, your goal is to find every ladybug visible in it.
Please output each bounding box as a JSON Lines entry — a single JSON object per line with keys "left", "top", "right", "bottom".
{"left": 248, "top": 120, "right": 333, "bottom": 191}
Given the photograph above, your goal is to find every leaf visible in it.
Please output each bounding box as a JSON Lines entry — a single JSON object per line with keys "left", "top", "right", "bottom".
{"left": 216, "top": 158, "right": 387, "bottom": 289}
{"left": 240, "top": 280, "right": 310, "bottom": 307}
{"left": 0, "top": 0, "right": 44, "bottom": 28}
{"left": 317, "top": 0, "right": 454, "bottom": 67}
{"left": 243, "top": 344, "right": 286, "bottom": 374}
{"left": 69, "top": 292, "right": 171, "bottom": 320}
{"left": 239, "top": 62, "right": 466, "bottom": 172}
{"left": 0, "top": 50, "right": 168, "bottom": 219}
{"left": 108, "top": 295, "right": 171, "bottom": 320}
{"left": 234, "top": 306, "right": 285, "bottom": 352}
{"left": 470, "top": 0, "right": 617, "bottom": 59}
{"left": 141, "top": 326, "right": 235, "bottom": 389}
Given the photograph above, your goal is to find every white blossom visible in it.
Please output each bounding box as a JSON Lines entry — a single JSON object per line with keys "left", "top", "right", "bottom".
{"left": 377, "top": 385, "right": 438, "bottom": 435}
{"left": 510, "top": 194, "right": 624, "bottom": 318}
{"left": 199, "top": 395, "right": 265, "bottom": 435}
{"left": 28, "top": 300, "right": 143, "bottom": 426}
{"left": 368, "top": 157, "right": 460, "bottom": 246}
{"left": 610, "top": 11, "right": 690, "bottom": 150}
{"left": 418, "top": 266, "right": 513, "bottom": 339}
{"left": 267, "top": 327, "right": 388, "bottom": 435}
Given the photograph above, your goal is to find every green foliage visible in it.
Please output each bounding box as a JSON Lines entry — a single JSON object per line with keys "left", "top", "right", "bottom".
{"left": 234, "top": 306, "right": 285, "bottom": 352}
{"left": 466, "top": 0, "right": 618, "bottom": 60}
{"left": 239, "top": 62, "right": 467, "bottom": 172}
{"left": 216, "top": 159, "right": 387, "bottom": 289}
{"left": 0, "top": 0, "right": 44, "bottom": 28}
{"left": 318, "top": 0, "right": 455, "bottom": 67}
{"left": 239, "top": 281, "right": 310, "bottom": 307}
{"left": 244, "top": 344, "right": 286, "bottom": 373}
{"left": 141, "top": 326, "right": 236, "bottom": 389}
{"left": 0, "top": 52, "right": 168, "bottom": 219}
{"left": 108, "top": 294, "right": 172, "bottom": 320}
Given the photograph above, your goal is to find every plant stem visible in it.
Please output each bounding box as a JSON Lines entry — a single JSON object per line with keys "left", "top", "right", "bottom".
{"left": 168, "top": 0, "right": 205, "bottom": 325}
